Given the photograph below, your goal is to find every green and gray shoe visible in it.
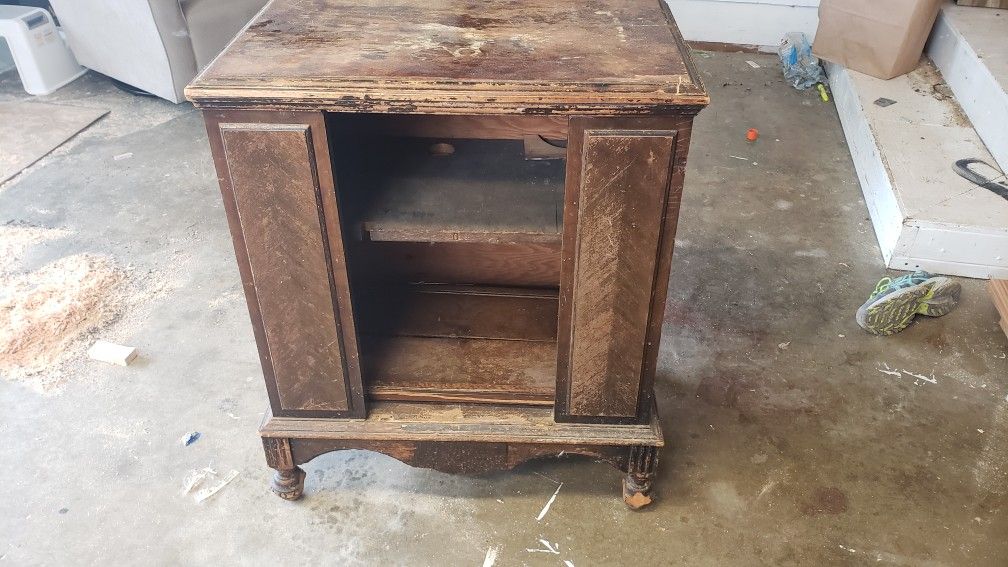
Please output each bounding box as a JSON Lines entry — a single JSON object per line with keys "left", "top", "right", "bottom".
{"left": 856, "top": 270, "right": 961, "bottom": 336}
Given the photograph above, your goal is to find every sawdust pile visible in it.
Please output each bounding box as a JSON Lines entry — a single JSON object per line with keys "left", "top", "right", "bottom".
{"left": 0, "top": 222, "right": 68, "bottom": 263}
{"left": 0, "top": 253, "right": 126, "bottom": 380}
{"left": 0, "top": 222, "right": 191, "bottom": 391}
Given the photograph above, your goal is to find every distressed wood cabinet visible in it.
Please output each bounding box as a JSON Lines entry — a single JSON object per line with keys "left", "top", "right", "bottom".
{"left": 187, "top": 0, "right": 707, "bottom": 508}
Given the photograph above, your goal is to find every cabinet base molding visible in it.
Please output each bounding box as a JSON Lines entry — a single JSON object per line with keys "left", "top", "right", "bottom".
{"left": 260, "top": 402, "right": 663, "bottom": 508}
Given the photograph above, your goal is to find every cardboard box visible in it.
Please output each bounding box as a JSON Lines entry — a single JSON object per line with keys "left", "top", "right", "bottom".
{"left": 956, "top": 0, "right": 1008, "bottom": 8}
{"left": 813, "top": 0, "right": 943, "bottom": 80}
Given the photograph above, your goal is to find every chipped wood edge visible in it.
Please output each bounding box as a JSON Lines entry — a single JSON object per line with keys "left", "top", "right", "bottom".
{"left": 186, "top": 89, "right": 709, "bottom": 114}
{"left": 258, "top": 403, "right": 664, "bottom": 446}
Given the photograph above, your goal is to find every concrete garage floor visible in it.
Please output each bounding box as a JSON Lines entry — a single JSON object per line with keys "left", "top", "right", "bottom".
{"left": 1, "top": 51, "right": 1007, "bottom": 565}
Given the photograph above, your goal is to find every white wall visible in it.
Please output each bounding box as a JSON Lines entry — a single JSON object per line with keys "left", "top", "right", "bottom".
{"left": 665, "top": 0, "right": 820, "bottom": 49}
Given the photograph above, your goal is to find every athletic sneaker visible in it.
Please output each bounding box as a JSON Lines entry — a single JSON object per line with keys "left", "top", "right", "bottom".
{"left": 856, "top": 270, "right": 961, "bottom": 336}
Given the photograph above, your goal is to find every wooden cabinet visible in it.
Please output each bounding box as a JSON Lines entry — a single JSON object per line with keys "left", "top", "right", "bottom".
{"left": 188, "top": 0, "right": 707, "bottom": 508}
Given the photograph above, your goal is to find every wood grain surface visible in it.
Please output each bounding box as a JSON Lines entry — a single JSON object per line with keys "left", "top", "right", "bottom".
{"left": 559, "top": 126, "right": 677, "bottom": 420}
{"left": 350, "top": 241, "right": 561, "bottom": 287}
{"left": 362, "top": 336, "right": 557, "bottom": 405}
{"left": 185, "top": 0, "right": 708, "bottom": 113}
{"left": 218, "top": 120, "right": 357, "bottom": 414}
{"left": 335, "top": 114, "right": 569, "bottom": 140}
{"left": 357, "top": 284, "right": 559, "bottom": 342}
{"left": 284, "top": 438, "right": 656, "bottom": 477}
{"left": 261, "top": 401, "right": 663, "bottom": 445}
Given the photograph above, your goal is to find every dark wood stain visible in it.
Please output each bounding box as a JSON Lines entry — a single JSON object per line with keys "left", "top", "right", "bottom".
{"left": 361, "top": 335, "right": 557, "bottom": 405}
{"left": 350, "top": 241, "right": 561, "bottom": 287}
{"left": 204, "top": 110, "right": 366, "bottom": 419}
{"left": 556, "top": 116, "right": 689, "bottom": 424}
{"left": 220, "top": 123, "right": 351, "bottom": 412}
{"left": 356, "top": 284, "right": 558, "bottom": 342}
{"left": 196, "top": 0, "right": 707, "bottom": 507}
{"left": 565, "top": 129, "right": 676, "bottom": 418}
{"left": 185, "top": 0, "right": 708, "bottom": 113}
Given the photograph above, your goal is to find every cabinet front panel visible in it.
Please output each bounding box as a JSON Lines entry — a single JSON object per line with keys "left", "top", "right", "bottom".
{"left": 219, "top": 122, "right": 352, "bottom": 413}
{"left": 560, "top": 128, "right": 677, "bottom": 420}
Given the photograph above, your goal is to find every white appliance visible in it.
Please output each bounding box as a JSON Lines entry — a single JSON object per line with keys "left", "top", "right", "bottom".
{"left": 0, "top": 5, "right": 84, "bottom": 95}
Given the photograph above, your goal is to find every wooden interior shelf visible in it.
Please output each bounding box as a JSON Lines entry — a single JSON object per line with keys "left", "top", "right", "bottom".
{"left": 348, "top": 241, "right": 562, "bottom": 288}
{"left": 356, "top": 284, "right": 558, "bottom": 406}
{"left": 338, "top": 138, "right": 564, "bottom": 244}
{"left": 357, "top": 284, "right": 558, "bottom": 341}
{"left": 362, "top": 335, "right": 556, "bottom": 405}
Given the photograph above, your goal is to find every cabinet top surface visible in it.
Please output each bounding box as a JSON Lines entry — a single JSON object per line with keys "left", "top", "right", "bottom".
{"left": 185, "top": 0, "right": 708, "bottom": 114}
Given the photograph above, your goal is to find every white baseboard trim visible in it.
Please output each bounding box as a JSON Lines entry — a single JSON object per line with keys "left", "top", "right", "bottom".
{"left": 665, "top": 0, "right": 819, "bottom": 48}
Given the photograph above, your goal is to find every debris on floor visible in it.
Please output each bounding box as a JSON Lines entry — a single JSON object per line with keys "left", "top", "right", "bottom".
{"left": 179, "top": 431, "right": 201, "bottom": 446}
{"left": 536, "top": 482, "right": 562, "bottom": 521}
{"left": 0, "top": 221, "right": 187, "bottom": 391}
{"left": 932, "top": 82, "right": 955, "bottom": 101}
{"left": 876, "top": 362, "right": 939, "bottom": 386}
{"left": 526, "top": 539, "right": 560, "bottom": 554}
{"left": 874, "top": 97, "right": 898, "bottom": 107}
{"left": 0, "top": 222, "right": 69, "bottom": 264}
{"left": 182, "top": 467, "right": 217, "bottom": 495}
{"left": 481, "top": 547, "right": 498, "bottom": 567}
{"left": 182, "top": 466, "right": 239, "bottom": 502}
{"left": 777, "top": 32, "right": 825, "bottom": 89}
{"left": 87, "top": 340, "right": 138, "bottom": 366}
{"left": 194, "top": 470, "right": 239, "bottom": 503}
{"left": 184, "top": 466, "right": 217, "bottom": 492}
{"left": 0, "top": 254, "right": 126, "bottom": 383}
{"left": 816, "top": 82, "right": 830, "bottom": 102}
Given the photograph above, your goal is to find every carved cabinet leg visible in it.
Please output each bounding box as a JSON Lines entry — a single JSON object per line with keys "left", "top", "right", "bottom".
{"left": 622, "top": 445, "right": 659, "bottom": 510}
{"left": 262, "top": 437, "right": 306, "bottom": 500}
{"left": 271, "top": 466, "right": 307, "bottom": 500}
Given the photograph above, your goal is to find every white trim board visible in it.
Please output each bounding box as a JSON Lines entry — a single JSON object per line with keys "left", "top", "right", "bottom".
{"left": 827, "top": 61, "right": 1008, "bottom": 279}
{"left": 926, "top": 1, "right": 1008, "bottom": 173}
{"left": 665, "top": 0, "right": 820, "bottom": 49}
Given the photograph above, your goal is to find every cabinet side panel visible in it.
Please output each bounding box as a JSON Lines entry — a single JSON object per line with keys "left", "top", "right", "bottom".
{"left": 219, "top": 123, "right": 350, "bottom": 412}
{"left": 564, "top": 130, "right": 677, "bottom": 419}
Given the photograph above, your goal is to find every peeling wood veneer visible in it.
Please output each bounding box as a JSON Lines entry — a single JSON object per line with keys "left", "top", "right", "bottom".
{"left": 185, "top": 0, "right": 708, "bottom": 113}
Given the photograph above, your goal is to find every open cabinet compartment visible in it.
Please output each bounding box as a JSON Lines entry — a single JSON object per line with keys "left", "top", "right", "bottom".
{"left": 327, "top": 114, "right": 568, "bottom": 407}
